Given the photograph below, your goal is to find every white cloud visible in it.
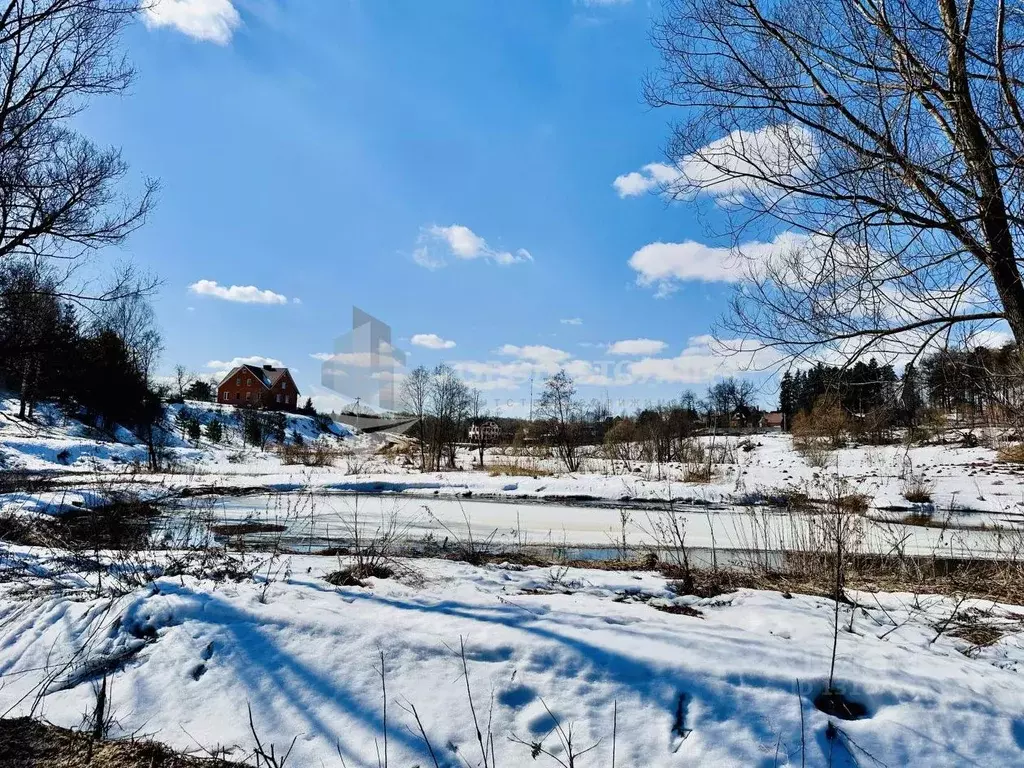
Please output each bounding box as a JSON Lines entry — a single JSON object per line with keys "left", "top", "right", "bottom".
{"left": 318, "top": 351, "right": 403, "bottom": 369}
{"left": 560, "top": 317, "right": 583, "bottom": 326}
{"left": 452, "top": 334, "right": 771, "bottom": 393}
{"left": 607, "top": 339, "right": 667, "bottom": 356}
{"left": 143, "top": 0, "right": 240, "bottom": 44}
{"left": 205, "top": 355, "right": 284, "bottom": 380}
{"left": 411, "top": 333, "right": 456, "bottom": 350}
{"left": 628, "top": 241, "right": 742, "bottom": 294}
{"left": 614, "top": 123, "right": 815, "bottom": 203}
{"left": 189, "top": 279, "right": 289, "bottom": 305}
{"left": 612, "top": 163, "right": 681, "bottom": 197}
{"left": 497, "top": 344, "right": 571, "bottom": 366}
{"left": 627, "top": 335, "right": 781, "bottom": 384}
{"left": 413, "top": 224, "right": 533, "bottom": 269}
{"left": 629, "top": 231, "right": 807, "bottom": 296}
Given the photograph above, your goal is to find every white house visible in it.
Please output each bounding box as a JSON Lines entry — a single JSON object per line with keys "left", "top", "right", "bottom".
{"left": 468, "top": 420, "right": 501, "bottom": 444}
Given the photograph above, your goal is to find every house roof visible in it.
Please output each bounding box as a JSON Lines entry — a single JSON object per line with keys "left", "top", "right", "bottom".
{"left": 219, "top": 364, "right": 299, "bottom": 394}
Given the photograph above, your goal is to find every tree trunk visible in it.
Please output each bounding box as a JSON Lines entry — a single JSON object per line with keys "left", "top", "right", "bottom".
{"left": 939, "top": 0, "right": 1024, "bottom": 361}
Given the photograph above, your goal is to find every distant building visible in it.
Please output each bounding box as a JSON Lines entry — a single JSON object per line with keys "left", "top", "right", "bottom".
{"left": 761, "top": 411, "right": 785, "bottom": 430}
{"left": 468, "top": 420, "right": 501, "bottom": 444}
{"left": 217, "top": 364, "right": 299, "bottom": 411}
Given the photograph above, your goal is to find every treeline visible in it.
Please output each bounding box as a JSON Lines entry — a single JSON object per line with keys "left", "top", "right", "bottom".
{"left": 779, "top": 344, "right": 1024, "bottom": 437}
{"left": 779, "top": 360, "right": 899, "bottom": 425}
{"left": 0, "top": 261, "right": 167, "bottom": 467}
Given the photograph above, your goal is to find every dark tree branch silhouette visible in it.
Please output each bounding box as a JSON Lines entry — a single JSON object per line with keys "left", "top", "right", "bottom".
{"left": 645, "top": 0, "right": 1024, "bottom": 364}
{"left": 0, "top": 1, "right": 155, "bottom": 294}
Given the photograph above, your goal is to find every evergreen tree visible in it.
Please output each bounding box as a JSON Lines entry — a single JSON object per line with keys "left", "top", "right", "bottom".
{"left": 205, "top": 419, "right": 223, "bottom": 444}
{"left": 779, "top": 371, "right": 796, "bottom": 429}
{"left": 901, "top": 363, "right": 922, "bottom": 427}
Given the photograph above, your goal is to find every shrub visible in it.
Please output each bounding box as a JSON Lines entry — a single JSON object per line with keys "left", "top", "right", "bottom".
{"left": 683, "top": 463, "right": 712, "bottom": 483}
{"left": 902, "top": 473, "right": 935, "bottom": 503}
{"left": 279, "top": 440, "right": 338, "bottom": 467}
{"left": 998, "top": 443, "right": 1024, "bottom": 462}
{"left": 792, "top": 395, "right": 848, "bottom": 449}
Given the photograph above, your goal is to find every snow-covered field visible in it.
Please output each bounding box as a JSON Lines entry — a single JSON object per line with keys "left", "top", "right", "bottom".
{"left": 6, "top": 397, "right": 1024, "bottom": 764}
{"left": 4, "top": 394, "right": 1024, "bottom": 525}
{"left": 1, "top": 553, "right": 1023, "bottom": 766}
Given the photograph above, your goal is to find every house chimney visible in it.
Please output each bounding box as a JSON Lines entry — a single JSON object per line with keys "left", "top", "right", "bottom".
{"left": 263, "top": 364, "right": 274, "bottom": 371}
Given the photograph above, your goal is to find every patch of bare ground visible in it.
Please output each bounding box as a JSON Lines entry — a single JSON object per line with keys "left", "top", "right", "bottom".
{"left": 0, "top": 718, "right": 242, "bottom": 768}
{"left": 209, "top": 522, "right": 286, "bottom": 537}
{"left": 658, "top": 557, "right": 1024, "bottom": 605}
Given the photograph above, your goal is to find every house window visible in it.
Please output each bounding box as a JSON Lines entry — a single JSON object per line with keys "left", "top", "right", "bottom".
{"left": 276, "top": 394, "right": 281, "bottom": 403}
{"left": 235, "top": 377, "right": 240, "bottom": 386}
{"left": 245, "top": 392, "right": 251, "bottom": 401}
{"left": 247, "top": 378, "right": 252, "bottom": 387}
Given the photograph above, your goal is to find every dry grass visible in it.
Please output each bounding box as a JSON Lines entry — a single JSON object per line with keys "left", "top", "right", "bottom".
{"left": 794, "top": 438, "right": 835, "bottom": 468}
{"left": 997, "top": 442, "right": 1024, "bottom": 463}
{"left": 487, "top": 461, "right": 554, "bottom": 477}
{"left": 682, "top": 463, "right": 713, "bottom": 483}
{"left": 948, "top": 615, "right": 1008, "bottom": 648}
{"left": 277, "top": 441, "right": 342, "bottom": 467}
{"left": 0, "top": 717, "right": 242, "bottom": 767}
{"left": 902, "top": 473, "right": 935, "bottom": 504}
{"left": 325, "top": 562, "right": 394, "bottom": 586}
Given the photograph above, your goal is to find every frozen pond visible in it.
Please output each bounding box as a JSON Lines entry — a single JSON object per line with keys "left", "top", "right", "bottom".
{"left": 169, "top": 491, "right": 1021, "bottom": 563}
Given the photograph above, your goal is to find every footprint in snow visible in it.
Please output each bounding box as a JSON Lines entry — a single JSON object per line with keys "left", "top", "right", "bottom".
{"left": 497, "top": 684, "right": 536, "bottom": 709}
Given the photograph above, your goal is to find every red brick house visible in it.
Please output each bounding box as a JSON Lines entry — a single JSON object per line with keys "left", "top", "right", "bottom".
{"left": 217, "top": 364, "right": 300, "bottom": 411}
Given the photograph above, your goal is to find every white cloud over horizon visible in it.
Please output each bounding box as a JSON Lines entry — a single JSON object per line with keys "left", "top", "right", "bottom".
{"left": 413, "top": 224, "right": 533, "bottom": 269}
{"left": 560, "top": 317, "right": 584, "bottom": 326}
{"left": 189, "top": 279, "right": 290, "bottom": 305}
{"left": 450, "top": 334, "right": 775, "bottom": 394}
{"left": 411, "top": 333, "right": 456, "bottom": 350}
{"left": 628, "top": 335, "right": 781, "bottom": 385}
{"left": 143, "top": 0, "right": 240, "bottom": 44}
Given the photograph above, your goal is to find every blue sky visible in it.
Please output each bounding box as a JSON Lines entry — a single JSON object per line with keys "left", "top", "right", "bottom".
{"left": 81, "top": 0, "right": 775, "bottom": 414}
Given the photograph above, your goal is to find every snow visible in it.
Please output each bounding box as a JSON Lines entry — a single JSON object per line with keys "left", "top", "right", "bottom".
{"left": 204, "top": 492, "right": 1016, "bottom": 562}
{"left": 1, "top": 553, "right": 1023, "bottom": 766}
{"left": 0, "top": 396, "right": 350, "bottom": 476}
{"left": 5, "top": 396, "right": 1024, "bottom": 763}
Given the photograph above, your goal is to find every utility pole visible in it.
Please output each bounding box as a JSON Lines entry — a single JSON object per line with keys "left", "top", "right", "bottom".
{"left": 528, "top": 370, "right": 534, "bottom": 422}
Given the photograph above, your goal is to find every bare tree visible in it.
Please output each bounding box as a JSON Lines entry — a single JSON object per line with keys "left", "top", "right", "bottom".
{"left": 706, "top": 377, "right": 756, "bottom": 428}
{"left": 401, "top": 365, "right": 431, "bottom": 470}
{"left": 173, "top": 365, "right": 194, "bottom": 402}
{"left": 470, "top": 387, "right": 487, "bottom": 468}
{"left": 90, "top": 267, "right": 161, "bottom": 382}
{"left": 0, "top": 1, "right": 154, "bottom": 287}
{"left": 426, "top": 363, "right": 471, "bottom": 470}
{"left": 645, "top": 0, "right": 1024, "bottom": 365}
{"left": 537, "top": 369, "right": 584, "bottom": 472}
